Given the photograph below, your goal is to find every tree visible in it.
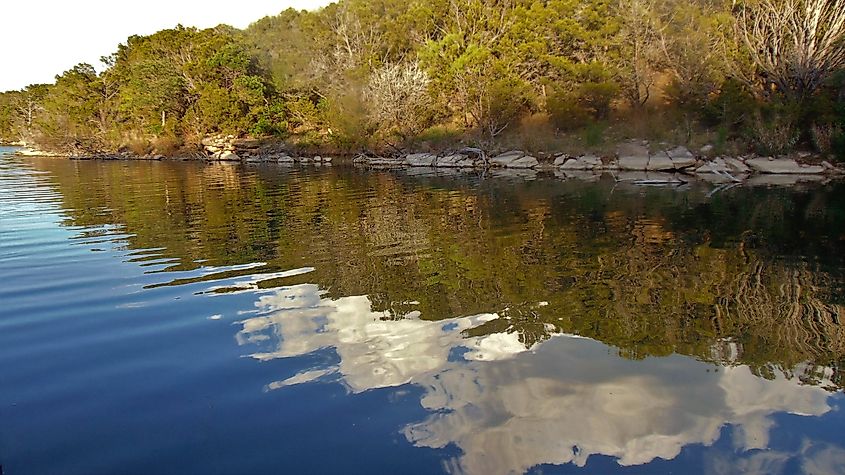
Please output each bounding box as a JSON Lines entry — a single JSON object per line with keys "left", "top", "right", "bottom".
{"left": 365, "top": 61, "right": 433, "bottom": 141}
{"left": 736, "top": 0, "right": 845, "bottom": 99}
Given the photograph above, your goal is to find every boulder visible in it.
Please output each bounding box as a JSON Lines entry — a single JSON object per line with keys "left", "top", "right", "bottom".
{"left": 276, "top": 155, "right": 295, "bottom": 163}
{"left": 218, "top": 151, "right": 240, "bottom": 161}
{"left": 700, "top": 144, "right": 714, "bottom": 155}
{"left": 746, "top": 158, "right": 824, "bottom": 174}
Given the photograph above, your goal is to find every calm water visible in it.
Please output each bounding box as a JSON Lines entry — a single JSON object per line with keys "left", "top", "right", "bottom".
{"left": 1, "top": 146, "right": 845, "bottom": 474}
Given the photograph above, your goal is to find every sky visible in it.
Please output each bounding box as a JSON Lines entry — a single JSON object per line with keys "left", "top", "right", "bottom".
{"left": 0, "top": 0, "right": 335, "bottom": 92}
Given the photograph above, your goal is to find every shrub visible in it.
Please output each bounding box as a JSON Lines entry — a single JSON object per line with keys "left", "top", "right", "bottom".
{"left": 750, "top": 116, "right": 799, "bottom": 156}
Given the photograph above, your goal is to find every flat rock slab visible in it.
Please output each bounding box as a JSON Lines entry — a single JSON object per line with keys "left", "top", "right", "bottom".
{"left": 646, "top": 155, "right": 675, "bottom": 171}
{"left": 437, "top": 154, "right": 473, "bottom": 167}
{"left": 508, "top": 156, "right": 539, "bottom": 168}
{"left": 666, "top": 146, "right": 694, "bottom": 160}
{"left": 490, "top": 151, "right": 526, "bottom": 167}
{"left": 746, "top": 158, "right": 824, "bottom": 174}
{"left": 559, "top": 158, "right": 588, "bottom": 170}
{"left": 559, "top": 155, "right": 602, "bottom": 170}
{"left": 723, "top": 157, "right": 749, "bottom": 173}
{"left": 405, "top": 153, "right": 436, "bottom": 167}
{"left": 618, "top": 156, "right": 650, "bottom": 171}
{"left": 695, "top": 158, "right": 730, "bottom": 174}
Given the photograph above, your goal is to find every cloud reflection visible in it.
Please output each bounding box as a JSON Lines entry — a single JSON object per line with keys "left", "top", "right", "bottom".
{"left": 236, "top": 284, "right": 835, "bottom": 474}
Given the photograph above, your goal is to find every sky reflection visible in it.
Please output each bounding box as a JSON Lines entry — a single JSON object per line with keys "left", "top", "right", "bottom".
{"left": 237, "top": 283, "right": 838, "bottom": 474}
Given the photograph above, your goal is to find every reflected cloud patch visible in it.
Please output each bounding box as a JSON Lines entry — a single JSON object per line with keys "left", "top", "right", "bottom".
{"left": 236, "top": 284, "right": 835, "bottom": 474}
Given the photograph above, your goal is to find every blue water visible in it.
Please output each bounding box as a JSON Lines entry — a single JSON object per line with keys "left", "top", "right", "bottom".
{"left": 1, "top": 146, "right": 844, "bottom": 474}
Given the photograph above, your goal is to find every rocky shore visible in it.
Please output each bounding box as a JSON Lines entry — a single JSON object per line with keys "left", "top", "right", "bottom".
{"left": 347, "top": 142, "right": 843, "bottom": 186}
{"left": 12, "top": 136, "right": 844, "bottom": 186}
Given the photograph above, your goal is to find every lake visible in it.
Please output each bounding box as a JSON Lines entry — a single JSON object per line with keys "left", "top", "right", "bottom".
{"left": 1, "top": 146, "right": 844, "bottom": 474}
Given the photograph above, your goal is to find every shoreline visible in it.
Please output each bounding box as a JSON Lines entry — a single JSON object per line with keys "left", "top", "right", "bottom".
{"left": 11, "top": 142, "right": 845, "bottom": 187}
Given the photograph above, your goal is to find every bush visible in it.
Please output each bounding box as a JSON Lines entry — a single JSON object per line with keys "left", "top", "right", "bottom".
{"left": 703, "top": 79, "right": 757, "bottom": 129}
{"left": 750, "top": 116, "right": 799, "bottom": 156}
{"left": 547, "top": 91, "right": 590, "bottom": 131}
{"left": 577, "top": 81, "right": 619, "bottom": 119}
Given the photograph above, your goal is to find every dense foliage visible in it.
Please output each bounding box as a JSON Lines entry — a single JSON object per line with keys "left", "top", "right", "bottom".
{"left": 1, "top": 0, "right": 844, "bottom": 157}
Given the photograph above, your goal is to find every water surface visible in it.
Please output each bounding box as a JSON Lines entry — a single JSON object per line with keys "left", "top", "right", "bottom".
{"left": 1, "top": 146, "right": 844, "bottom": 474}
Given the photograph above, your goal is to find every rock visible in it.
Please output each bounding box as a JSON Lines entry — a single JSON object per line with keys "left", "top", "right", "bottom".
{"left": 822, "top": 160, "right": 835, "bottom": 170}
{"left": 665, "top": 146, "right": 696, "bottom": 169}
{"left": 435, "top": 154, "right": 466, "bottom": 167}
{"left": 746, "top": 158, "right": 824, "bottom": 174}
{"left": 490, "top": 150, "right": 525, "bottom": 167}
{"left": 553, "top": 155, "right": 571, "bottom": 166}
{"left": 723, "top": 157, "right": 750, "bottom": 174}
{"left": 313, "top": 155, "right": 323, "bottom": 162}
{"left": 580, "top": 155, "right": 603, "bottom": 167}
{"left": 405, "top": 153, "right": 436, "bottom": 167}
{"left": 218, "top": 151, "right": 240, "bottom": 161}
{"left": 646, "top": 154, "right": 675, "bottom": 171}
{"left": 559, "top": 155, "right": 600, "bottom": 170}
{"left": 699, "top": 144, "right": 714, "bottom": 155}
{"left": 322, "top": 156, "right": 333, "bottom": 162}
{"left": 695, "top": 158, "right": 730, "bottom": 174}
{"left": 276, "top": 155, "right": 295, "bottom": 163}
{"left": 508, "top": 155, "right": 539, "bottom": 169}
{"left": 618, "top": 156, "right": 650, "bottom": 171}
{"left": 459, "top": 147, "right": 486, "bottom": 161}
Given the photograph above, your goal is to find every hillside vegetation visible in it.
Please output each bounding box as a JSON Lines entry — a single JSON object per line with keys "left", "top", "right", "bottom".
{"left": 1, "top": 0, "right": 844, "bottom": 158}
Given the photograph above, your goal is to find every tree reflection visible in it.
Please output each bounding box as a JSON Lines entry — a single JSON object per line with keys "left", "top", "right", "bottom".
{"left": 28, "top": 158, "right": 845, "bottom": 386}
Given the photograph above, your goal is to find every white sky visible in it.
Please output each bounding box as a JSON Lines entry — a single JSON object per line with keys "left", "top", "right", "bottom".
{"left": 0, "top": 0, "right": 335, "bottom": 92}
